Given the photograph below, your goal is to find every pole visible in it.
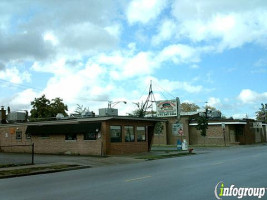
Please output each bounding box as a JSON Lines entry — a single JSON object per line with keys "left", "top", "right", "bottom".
{"left": 223, "top": 129, "right": 226, "bottom": 147}
{"left": 31, "top": 143, "right": 34, "bottom": 165}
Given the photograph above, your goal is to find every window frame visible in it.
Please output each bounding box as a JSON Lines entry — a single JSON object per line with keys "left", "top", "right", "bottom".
{"left": 110, "top": 125, "right": 122, "bottom": 143}
{"left": 124, "top": 126, "right": 135, "bottom": 142}
{"left": 26, "top": 132, "right": 31, "bottom": 139}
{"left": 84, "top": 132, "right": 97, "bottom": 140}
{"left": 65, "top": 133, "right": 77, "bottom": 141}
{"left": 16, "top": 130, "right": 22, "bottom": 140}
{"left": 136, "top": 126, "right": 146, "bottom": 142}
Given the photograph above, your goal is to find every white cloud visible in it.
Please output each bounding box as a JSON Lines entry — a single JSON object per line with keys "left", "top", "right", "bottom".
{"left": 152, "top": 18, "right": 177, "bottom": 45}
{"left": 157, "top": 44, "right": 214, "bottom": 64}
{"left": 145, "top": 77, "right": 203, "bottom": 94}
{"left": 190, "top": 64, "right": 200, "bottom": 69}
{"left": 0, "top": 67, "right": 31, "bottom": 84}
{"left": 127, "top": 0, "right": 168, "bottom": 24}
{"left": 208, "top": 97, "right": 222, "bottom": 108}
{"left": 153, "top": 0, "right": 267, "bottom": 50}
{"left": 238, "top": 89, "right": 267, "bottom": 104}
{"left": 9, "top": 89, "right": 37, "bottom": 107}
{"left": 43, "top": 31, "right": 59, "bottom": 46}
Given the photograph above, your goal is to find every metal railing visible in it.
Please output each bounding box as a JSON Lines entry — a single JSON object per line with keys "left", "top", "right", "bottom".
{"left": 0, "top": 143, "right": 35, "bottom": 165}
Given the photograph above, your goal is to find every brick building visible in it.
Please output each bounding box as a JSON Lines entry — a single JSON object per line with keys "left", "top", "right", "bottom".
{"left": 152, "top": 114, "right": 267, "bottom": 146}
{"left": 0, "top": 116, "right": 163, "bottom": 155}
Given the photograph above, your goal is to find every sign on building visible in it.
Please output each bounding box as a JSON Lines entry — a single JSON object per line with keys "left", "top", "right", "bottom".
{"left": 156, "top": 100, "right": 177, "bottom": 117}
{"left": 172, "top": 123, "right": 184, "bottom": 135}
{"left": 253, "top": 122, "right": 262, "bottom": 128}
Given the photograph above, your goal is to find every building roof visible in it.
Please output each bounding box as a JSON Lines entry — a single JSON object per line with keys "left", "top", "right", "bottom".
{"left": 0, "top": 116, "right": 165, "bottom": 127}
{"left": 189, "top": 121, "right": 247, "bottom": 126}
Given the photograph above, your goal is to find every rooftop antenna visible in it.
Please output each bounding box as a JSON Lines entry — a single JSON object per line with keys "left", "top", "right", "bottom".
{"left": 141, "top": 80, "right": 156, "bottom": 117}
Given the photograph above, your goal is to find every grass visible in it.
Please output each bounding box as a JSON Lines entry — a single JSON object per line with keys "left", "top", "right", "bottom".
{"left": 0, "top": 164, "right": 80, "bottom": 177}
{"left": 136, "top": 152, "right": 195, "bottom": 160}
{"left": 0, "top": 164, "right": 31, "bottom": 168}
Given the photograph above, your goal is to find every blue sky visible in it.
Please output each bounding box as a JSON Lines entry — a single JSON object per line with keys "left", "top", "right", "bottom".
{"left": 0, "top": 0, "right": 266, "bottom": 118}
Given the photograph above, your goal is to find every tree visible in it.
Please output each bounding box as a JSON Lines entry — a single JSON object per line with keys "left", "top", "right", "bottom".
{"left": 74, "top": 104, "right": 89, "bottom": 115}
{"left": 50, "top": 97, "right": 68, "bottom": 117}
{"left": 30, "top": 95, "right": 68, "bottom": 120}
{"left": 256, "top": 103, "right": 267, "bottom": 122}
{"left": 30, "top": 95, "right": 51, "bottom": 119}
{"left": 196, "top": 115, "right": 208, "bottom": 146}
{"left": 181, "top": 103, "right": 200, "bottom": 112}
{"left": 129, "top": 102, "right": 146, "bottom": 117}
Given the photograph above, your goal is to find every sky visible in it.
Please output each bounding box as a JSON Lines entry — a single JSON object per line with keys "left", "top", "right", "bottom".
{"left": 0, "top": 0, "right": 267, "bottom": 119}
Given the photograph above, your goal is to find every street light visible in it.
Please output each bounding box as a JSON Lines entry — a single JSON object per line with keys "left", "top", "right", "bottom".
{"left": 108, "top": 101, "right": 127, "bottom": 109}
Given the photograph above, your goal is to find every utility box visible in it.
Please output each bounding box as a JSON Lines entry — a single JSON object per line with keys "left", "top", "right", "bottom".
{"left": 99, "top": 108, "right": 118, "bottom": 116}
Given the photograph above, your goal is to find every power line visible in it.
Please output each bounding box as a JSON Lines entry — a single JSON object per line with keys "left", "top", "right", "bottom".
{"left": 153, "top": 81, "right": 176, "bottom": 99}
{"left": 0, "top": 78, "right": 110, "bottom": 103}
{"left": 0, "top": 78, "right": 43, "bottom": 92}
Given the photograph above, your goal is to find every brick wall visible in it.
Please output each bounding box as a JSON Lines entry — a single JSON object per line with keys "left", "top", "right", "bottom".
{"left": 152, "top": 122, "right": 167, "bottom": 145}
{"left": 0, "top": 118, "right": 157, "bottom": 156}
{"left": 0, "top": 125, "right": 102, "bottom": 156}
{"left": 189, "top": 125, "right": 229, "bottom": 146}
{"left": 104, "top": 119, "right": 154, "bottom": 155}
{"left": 166, "top": 116, "right": 190, "bottom": 145}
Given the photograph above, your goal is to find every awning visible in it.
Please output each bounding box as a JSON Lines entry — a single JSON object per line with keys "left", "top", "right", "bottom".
{"left": 25, "top": 122, "right": 101, "bottom": 135}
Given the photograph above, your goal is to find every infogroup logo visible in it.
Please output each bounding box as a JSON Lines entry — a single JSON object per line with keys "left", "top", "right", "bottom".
{"left": 214, "top": 181, "right": 267, "bottom": 199}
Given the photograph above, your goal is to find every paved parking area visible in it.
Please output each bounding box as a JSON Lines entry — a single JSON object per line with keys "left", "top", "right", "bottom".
{"left": 0, "top": 152, "right": 144, "bottom": 167}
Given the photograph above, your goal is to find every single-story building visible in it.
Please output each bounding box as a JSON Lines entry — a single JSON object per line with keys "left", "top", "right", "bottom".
{"left": 0, "top": 116, "right": 164, "bottom": 155}
{"left": 152, "top": 113, "right": 267, "bottom": 146}
{"left": 189, "top": 119, "right": 267, "bottom": 146}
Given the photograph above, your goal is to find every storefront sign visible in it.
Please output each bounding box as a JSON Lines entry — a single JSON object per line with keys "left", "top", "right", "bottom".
{"left": 172, "top": 123, "right": 183, "bottom": 135}
{"left": 156, "top": 100, "right": 177, "bottom": 117}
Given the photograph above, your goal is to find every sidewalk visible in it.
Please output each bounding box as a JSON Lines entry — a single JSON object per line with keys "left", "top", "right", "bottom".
{"left": 0, "top": 148, "right": 196, "bottom": 179}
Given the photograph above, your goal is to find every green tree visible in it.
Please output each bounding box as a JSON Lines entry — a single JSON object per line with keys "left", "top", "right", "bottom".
{"left": 256, "top": 103, "right": 267, "bottom": 122}
{"left": 50, "top": 97, "right": 68, "bottom": 117}
{"left": 196, "top": 115, "right": 208, "bottom": 146}
{"left": 30, "top": 95, "right": 51, "bottom": 119}
{"left": 181, "top": 103, "right": 200, "bottom": 112}
{"left": 129, "top": 102, "right": 146, "bottom": 117}
{"left": 30, "top": 95, "right": 68, "bottom": 120}
{"left": 196, "top": 116, "right": 208, "bottom": 137}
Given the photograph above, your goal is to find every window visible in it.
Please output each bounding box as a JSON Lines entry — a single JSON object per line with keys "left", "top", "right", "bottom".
{"left": 84, "top": 132, "right": 96, "bottom": 140}
{"left": 110, "top": 126, "right": 122, "bottom": 142}
{"left": 26, "top": 132, "right": 31, "bottom": 139}
{"left": 125, "top": 126, "right": 135, "bottom": 142}
{"left": 236, "top": 126, "right": 244, "bottom": 136}
{"left": 16, "top": 130, "right": 22, "bottom": 140}
{"left": 137, "top": 126, "right": 146, "bottom": 142}
{"left": 65, "top": 133, "right": 77, "bottom": 140}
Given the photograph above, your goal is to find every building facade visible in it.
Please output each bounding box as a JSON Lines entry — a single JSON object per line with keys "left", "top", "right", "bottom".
{"left": 152, "top": 115, "right": 267, "bottom": 146}
{"left": 0, "top": 117, "right": 162, "bottom": 155}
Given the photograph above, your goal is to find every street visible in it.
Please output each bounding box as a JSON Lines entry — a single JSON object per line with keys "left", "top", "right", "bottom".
{"left": 1, "top": 145, "right": 267, "bottom": 200}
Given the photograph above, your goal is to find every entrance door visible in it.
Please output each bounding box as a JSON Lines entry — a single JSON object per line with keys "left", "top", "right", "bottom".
{"left": 147, "top": 126, "right": 154, "bottom": 151}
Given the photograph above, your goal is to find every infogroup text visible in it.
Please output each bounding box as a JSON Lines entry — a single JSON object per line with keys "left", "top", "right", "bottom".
{"left": 214, "top": 181, "right": 267, "bottom": 199}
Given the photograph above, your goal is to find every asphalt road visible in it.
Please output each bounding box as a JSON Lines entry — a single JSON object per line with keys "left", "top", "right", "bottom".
{"left": 1, "top": 145, "right": 267, "bottom": 200}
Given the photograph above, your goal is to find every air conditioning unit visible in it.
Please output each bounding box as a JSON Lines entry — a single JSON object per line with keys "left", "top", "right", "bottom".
{"left": 99, "top": 108, "right": 118, "bottom": 116}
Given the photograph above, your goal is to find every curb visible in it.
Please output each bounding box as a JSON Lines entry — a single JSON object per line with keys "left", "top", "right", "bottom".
{"left": 0, "top": 165, "right": 91, "bottom": 179}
